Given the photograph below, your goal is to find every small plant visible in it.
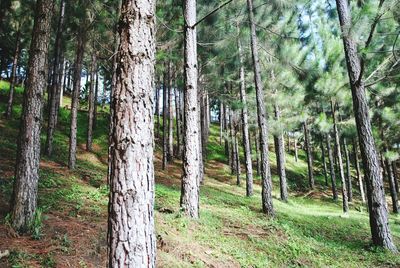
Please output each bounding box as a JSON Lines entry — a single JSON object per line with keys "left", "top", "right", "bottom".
{"left": 29, "top": 208, "right": 43, "bottom": 240}
{"left": 41, "top": 253, "right": 56, "bottom": 268}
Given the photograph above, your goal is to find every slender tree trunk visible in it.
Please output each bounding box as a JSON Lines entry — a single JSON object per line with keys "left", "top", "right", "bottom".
{"left": 353, "top": 139, "right": 366, "bottom": 204}
{"left": 234, "top": 128, "right": 241, "bottom": 186}
{"left": 294, "top": 138, "right": 298, "bottom": 162}
{"left": 198, "top": 85, "right": 204, "bottom": 184}
{"left": 331, "top": 101, "right": 349, "bottom": 213}
{"left": 255, "top": 129, "right": 261, "bottom": 176}
{"left": 229, "top": 107, "right": 237, "bottom": 175}
{"left": 321, "top": 142, "right": 329, "bottom": 187}
{"left": 174, "top": 87, "right": 182, "bottom": 158}
{"left": 162, "top": 67, "right": 168, "bottom": 170}
{"left": 303, "top": 120, "right": 314, "bottom": 189}
{"left": 237, "top": 22, "right": 253, "bottom": 196}
{"left": 11, "top": 0, "right": 54, "bottom": 232}
{"left": 107, "top": 0, "right": 156, "bottom": 265}
{"left": 167, "top": 62, "right": 173, "bottom": 161}
{"left": 93, "top": 68, "right": 99, "bottom": 129}
{"left": 327, "top": 134, "right": 338, "bottom": 200}
{"left": 219, "top": 101, "right": 223, "bottom": 145}
{"left": 68, "top": 30, "right": 86, "bottom": 169}
{"left": 393, "top": 161, "right": 399, "bottom": 193}
{"left": 274, "top": 104, "right": 288, "bottom": 202}
{"left": 180, "top": 0, "right": 200, "bottom": 218}
{"left": 343, "top": 138, "right": 352, "bottom": 202}
{"left": 45, "top": 0, "right": 65, "bottom": 156}
{"left": 60, "top": 60, "right": 68, "bottom": 107}
{"left": 155, "top": 77, "right": 160, "bottom": 139}
{"left": 224, "top": 104, "right": 231, "bottom": 166}
{"left": 336, "top": 0, "right": 396, "bottom": 251}
{"left": 385, "top": 153, "right": 399, "bottom": 214}
{"left": 87, "top": 51, "right": 97, "bottom": 152}
{"left": 5, "top": 29, "right": 21, "bottom": 118}
{"left": 247, "top": 0, "right": 274, "bottom": 216}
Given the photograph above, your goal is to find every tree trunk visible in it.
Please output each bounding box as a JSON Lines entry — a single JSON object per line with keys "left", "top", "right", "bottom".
{"left": 44, "top": 0, "right": 65, "bottom": 156}
{"left": 219, "top": 101, "right": 223, "bottom": 145}
{"left": 180, "top": 0, "right": 201, "bottom": 218}
{"left": 162, "top": 67, "right": 168, "bottom": 170}
{"left": 321, "top": 141, "right": 329, "bottom": 187}
{"left": 68, "top": 30, "right": 86, "bottom": 169}
{"left": 93, "top": 68, "right": 99, "bottom": 129}
{"left": 11, "top": 0, "right": 54, "bottom": 232}
{"left": 229, "top": 107, "right": 237, "bottom": 175}
{"left": 274, "top": 104, "right": 288, "bottom": 202}
{"left": 336, "top": 0, "right": 396, "bottom": 251}
{"left": 247, "top": 0, "right": 274, "bottom": 216}
{"left": 87, "top": 51, "right": 97, "bottom": 152}
{"left": 385, "top": 154, "right": 399, "bottom": 214}
{"left": 225, "top": 105, "right": 231, "bottom": 166}
{"left": 393, "top": 161, "right": 399, "bottom": 193}
{"left": 353, "top": 139, "right": 366, "bottom": 204}
{"left": 198, "top": 85, "right": 204, "bottom": 184}
{"left": 155, "top": 77, "right": 160, "bottom": 139}
{"left": 107, "top": 0, "right": 156, "bottom": 265}
{"left": 294, "top": 138, "right": 298, "bottom": 162}
{"left": 255, "top": 129, "right": 261, "bottom": 176}
{"left": 303, "top": 120, "right": 314, "bottom": 189}
{"left": 331, "top": 101, "right": 348, "bottom": 213}
{"left": 5, "top": 29, "right": 21, "bottom": 119}
{"left": 174, "top": 87, "right": 182, "bottom": 158}
{"left": 326, "top": 134, "right": 338, "bottom": 200}
{"left": 234, "top": 128, "right": 241, "bottom": 186}
{"left": 237, "top": 22, "right": 253, "bottom": 196}
{"left": 167, "top": 62, "right": 173, "bottom": 161}
{"left": 343, "top": 138, "right": 352, "bottom": 202}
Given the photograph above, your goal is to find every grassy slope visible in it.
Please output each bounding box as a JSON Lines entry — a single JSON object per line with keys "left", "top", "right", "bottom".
{"left": 0, "top": 81, "right": 400, "bottom": 267}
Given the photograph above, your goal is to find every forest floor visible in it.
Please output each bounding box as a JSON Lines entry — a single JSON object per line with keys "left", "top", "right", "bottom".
{"left": 1, "top": 80, "right": 400, "bottom": 267}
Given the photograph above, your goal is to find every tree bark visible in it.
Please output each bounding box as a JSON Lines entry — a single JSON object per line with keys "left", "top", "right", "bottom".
{"left": 87, "top": 51, "right": 97, "bottom": 152}
{"left": 294, "top": 138, "right": 298, "bottom": 162}
{"left": 44, "top": 0, "right": 65, "bottom": 156}
{"left": 237, "top": 22, "right": 253, "bottom": 196}
{"left": 335, "top": 0, "right": 396, "bottom": 251}
{"left": 353, "top": 139, "right": 366, "bottom": 204}
{"left": 274, "top": 104, "right": 288, "bottom": 202}
{"left": 162, "top": 67, "right": 168, "bottom": 170}
{"left": 107, "top": 0, "right": 156, "bottom": 265}
{"left": 219, "top": 101, "right": 223, "bottom": 145}
{"left": 343, "top": 138, "right": 352, "bottom": 202}
{"left": 167, "top": 62, "right": 173, "bottom": 161}
{"left": 11, "top": 0, "right": 54, "bottom": 232}
{"left": 393, "top": 161, "right": 399, "bottom": 193}
{"left": 331, "top": 101, "right": 349, "bottom": 213}
{"left": 247, "top": 0, "right": 274, "bottom": 216}
{"left": 326, "top": 134, "right": 338, "bottom": 200}
{"left": 321, "top": 141, "right": 329, "bottom": 187}
{"left": 174, "top": 87, "right": 182, "bottom": 158}
{"left": 68, "top": 29, "right": 86, "bottom": 169}
{"left": 385, "top": 153, "right": 399, "bottom": 214}
{"left": 255, "top": 129, "right": 261, "bottom": 177}
{"left": 5, "top": 29, "right": 21, "bottom": 119}
{"left": 155, "top": 77, "right": 160, "bottom": 139}
{"left": 229, "top": 107, "right": 237, "bottom": 175}
{"left": 303, "top": 120, "right": 314, "bottom": 189}
{"left": 180, "top": 0, "right": 201, "bottom": 218}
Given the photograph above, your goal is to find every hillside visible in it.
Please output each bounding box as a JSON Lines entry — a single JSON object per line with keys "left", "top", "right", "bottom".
{"left": 0, "top": 82, "right": 400, "bottom": 267}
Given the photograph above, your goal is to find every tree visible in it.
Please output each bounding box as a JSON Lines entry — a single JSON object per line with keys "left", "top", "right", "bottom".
{"left": 11, "top": 0, "right": 54, "bottom": 232}
{"left": 180, "top": 0, "right": 201, "bottom": 218}
{"left": 87, "top": 49, "right": 97, "bottom": 152}
{"left": 107, "top": 0, "right": 156, "bottom": 265}
{"left": 247, "top": 0, "right": 274, "bottom": 216}
{"left": 335, "top": 0, "right": 397, "bottom": 251}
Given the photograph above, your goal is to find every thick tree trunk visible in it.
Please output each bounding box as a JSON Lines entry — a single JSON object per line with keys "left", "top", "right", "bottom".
{"left": 11, "top": 0, "right": 54, "bottom": 232}
{"left": 321, "top": 142, "right": 329, "bottom": 187}
{"left": 5, "top": 29, "right": 21, "bottom": 119}
{"left": 237, "top": 22, "right": 253, "bottom": 196}
{"left": 247, "top": 0, "right": 274, "bottom": 215}
{"left": 107, "top": 0, "right": 156, "bottom": 265}
{"left": 162, "top": 68, "right": 168, "bottom": 170}
{"left": 336, "top": 0, "right": 396, "bottom": 251}
{"left": 343, "top": 138, "right": 352, "bottom": 202}
{"left": 180, "top": 0, "right": 201, "bottom": 218}
{"left": 303, "top": 120, "right": 314, "bottom": 189}
{"left": 326, "top": 134, "right": 338, "bottom": 200}
{"left": 44, "top": 0, "right": 65, "bottom": 156}
{"left": 331, "top": 101, "right": 349, "bottom": 213}
{"left": 68, "top": 31, "right": 86, "bottom": 169}
{"left": 87, "top": 51, "right": 97, "bottom": 152}
{"left": 167, "top": 62, "right": 173, "bottom": 161}
{"left": 353, "top": 139, "right": 366, "bottom": 203}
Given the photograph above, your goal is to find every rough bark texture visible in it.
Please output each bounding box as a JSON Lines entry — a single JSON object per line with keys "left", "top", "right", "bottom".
{"left": 247, "top": 0, "right": 274, "bottom": 216}
{"left": 87, "top": 51, "right": 97, "bottom": 152}
{"left": 68, "top": 30, "right": 86, "bottom": 170}
{"left": 5, "top": 29, "right": 21, "bottom": 119}
{"left": 237, "top": 23, "right": 253, "bottom": 196}
{"left": 303, "top": 121, "right": 314, "bottom": 189}
{"left": 335, "top": 0, "right": 397, "bottom": 251}
{"left": 11, "top": 0, "right": 54, "bottom": 232}
{"left": 326, "top": 134, "right": 338, "bottom": 200}
{"left": 45, "top": 0, "right": 65, "bottom": 156}
{"left": 180, "top": 0, "right": 200, "bottom": 218}
{"left": 107, "top": 0, "right": 156, "bottom": 266}
{"left": 321, "top": 142, "right": 329, "bottom": 187}
{"left": 331, "top": 101, "right": 349, "bottom": 213}
{"left": 353, "top": 139, "right": 366, "bottom": 203}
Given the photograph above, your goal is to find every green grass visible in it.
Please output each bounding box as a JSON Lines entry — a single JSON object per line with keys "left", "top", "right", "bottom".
{"left": 1, "top": 81, "right": 400, "bottom": 267}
